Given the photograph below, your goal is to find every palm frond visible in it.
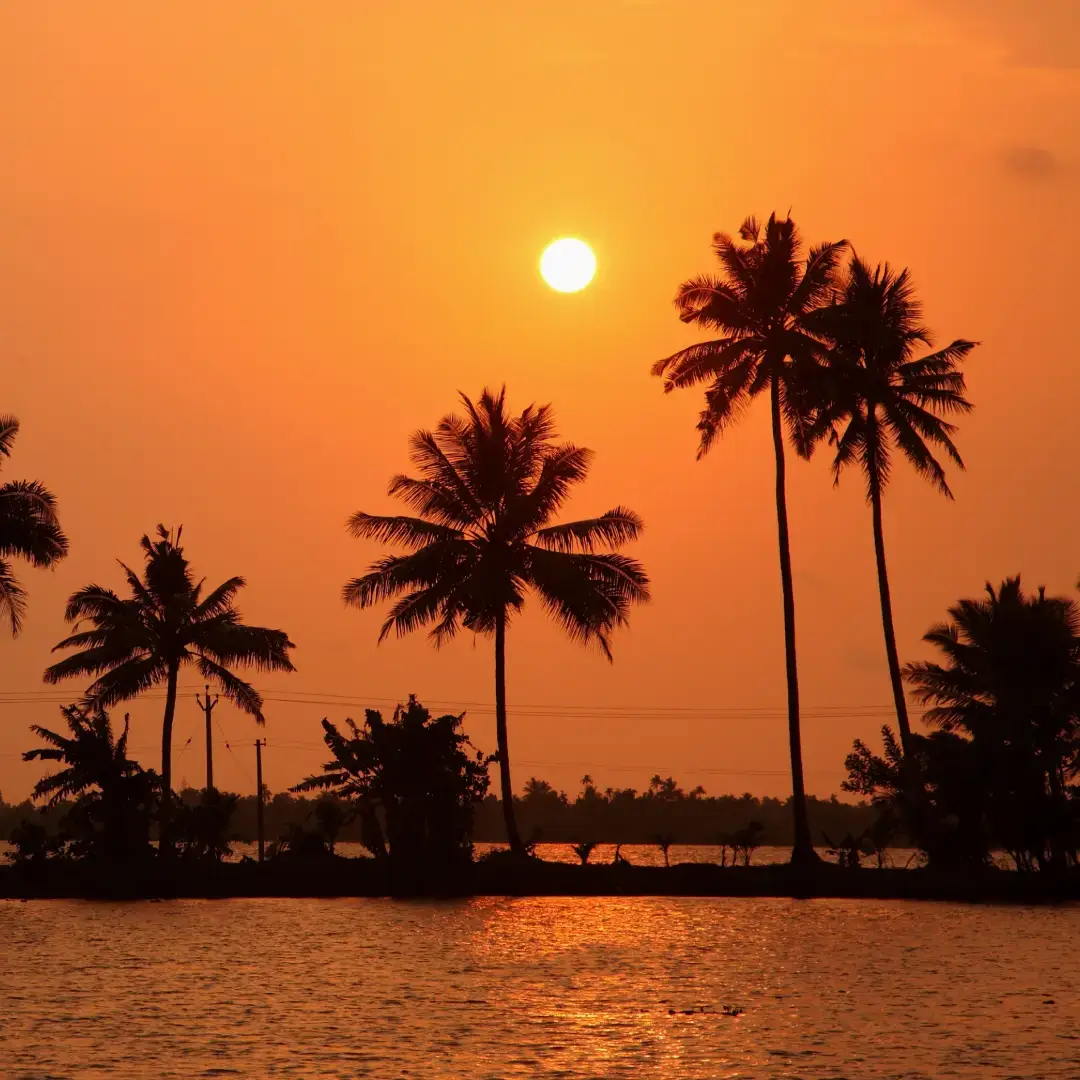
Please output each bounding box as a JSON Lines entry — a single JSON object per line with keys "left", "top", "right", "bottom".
{"left": 509, "top": 444, "right": 594, "bottom": 534}
{"left": 0, "top": 480, "right": 69, "bottom": 566}
{"left": 526, "top": 548, "right": 651, "bottom": 660}
{"left": 193, "top": 622, "right": 295, "bottom": 673}
{"left": 0, "top": 416, "right": 19, "bottom": 460}
{"left": 532, "top": 508, "right": 644, "bottom": 553}
{"left": 386, "top": 474, "right": 479, "bottom": 530}
{"left": 346, "top": 513, "right": 464, "bottom": 548}
{"left": 0, "top": 560, "right": 27, "bottom": 635}
{"left": 408, "top": 426, "right": 483, "bottom": 523}
{"left": 672, "top": 275, "right": 742, "bottom": 325}
{"left": 651, "top": 337, "right": 760, "bottom": 392}
{"left": 196, "top": 655, "right": 264, "bottom": 720}
{"left": 377, "top": 579, "right": 466, "bottom": 644}
{"left": 81, "top": 656, "right": 170, "bottom": 708}
{"left": 788, "top": 239, "right": 848, "bottom": 316}
{"left": 192, "top": 576, "right": 246, "bottom": 621}
{"left": 62, "top": 584, "right": 131, "bottom": 624}
{"left": 44, "top": 638, "right": 150, "bottom": 681}
{"left": 343, "top": 543, "right": 476, "bottom": 609}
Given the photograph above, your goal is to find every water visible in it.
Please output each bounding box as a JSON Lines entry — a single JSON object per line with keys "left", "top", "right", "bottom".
{"left": 2, "top": 897, "right": 1076, "bottom": 1078}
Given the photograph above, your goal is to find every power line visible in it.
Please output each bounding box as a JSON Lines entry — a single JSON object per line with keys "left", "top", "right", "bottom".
{"left": 0, "top": 685, "right": 931, "bottom": 717}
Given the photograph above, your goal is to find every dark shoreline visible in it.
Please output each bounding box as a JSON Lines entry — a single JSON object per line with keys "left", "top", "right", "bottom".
{"left": 3, "top": 859, "right": 1078, "bottom": 905}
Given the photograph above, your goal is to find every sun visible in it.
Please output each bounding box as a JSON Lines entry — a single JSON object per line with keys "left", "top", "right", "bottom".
{"left": 540, "top": 238, "right": 596, "bottom": 293}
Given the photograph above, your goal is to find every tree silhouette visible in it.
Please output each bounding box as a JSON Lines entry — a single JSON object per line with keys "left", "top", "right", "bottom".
{"left": 295, "top": 696, "right": 492, "bottom": 866}
{"left": 844, "top": 723, "right": 995, "bottom": 867}
{"left": 343, "top": 388, "right": 650, "bottom": 854}
{"left": 43, "top": 525, "right": 296, "bottom": 853}
{"left": 0, "top": 416, "right": 69, "bottom": 634}
{"left": 23, "top": 704, "right": 158, "bottom": 861}
{"left": 652, "top": 214, "right": 846, "bottom": 863}
{"left": 812, "top": 257, "right": 975, "bottom": 754}
{"left": 905, "top": 577, "right": 1080, "bottom": 870}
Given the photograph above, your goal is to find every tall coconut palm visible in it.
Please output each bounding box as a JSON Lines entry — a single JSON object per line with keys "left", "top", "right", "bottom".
{"left": 651, "top": 214, "right": 846, "bottom": 863}
{"left": 43, "top": 525, "right": 296, "bottom": 851}
{"left": 0, "top": 416, "right": 69, "bottom": 634}
{"left": 343, "top": 387, "right": 650, "bottom": 854}
{"left": 812, "top": 258, "right": 975, "bottom": 756}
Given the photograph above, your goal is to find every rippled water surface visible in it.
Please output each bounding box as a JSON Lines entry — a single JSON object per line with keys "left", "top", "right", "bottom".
{"left": 3, "top": 898, "right": 1078, "bottom": 1078}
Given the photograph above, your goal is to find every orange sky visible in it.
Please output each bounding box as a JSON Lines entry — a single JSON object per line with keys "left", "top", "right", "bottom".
{"left": 2, "top": 1, "right": 1079, "bottom": 802}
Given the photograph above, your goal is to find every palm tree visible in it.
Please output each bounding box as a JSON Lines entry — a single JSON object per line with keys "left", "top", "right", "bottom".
{"left": 812, "top": 257, "right": 975, "bottom": 755}
{"left": 905, "top": 577, "right": 1080, "bottom": 869}
{"left": 651, "top": 213, "right": 846, "bottom": 863}
{"left": 0, "top": 416, "right": 69, "bottom": 634}
{"left": 23, "top": 703, "right": 159, "bottom": 860}
{"left": 25, "top": 703, "right": 149, "bottom": 806}
{"left": 343, "top": 387, "right": 650, "bottom": 854}
{"left": 42, "top": 525, "right": 296, "bottom": 851}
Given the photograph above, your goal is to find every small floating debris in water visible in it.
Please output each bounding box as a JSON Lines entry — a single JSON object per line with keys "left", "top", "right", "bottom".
{"left": 666, "top": 1004, "right": 743, "bottom": 1017}
{"left": 1043, "top": 999, "right": 1056, "bottom": 1005}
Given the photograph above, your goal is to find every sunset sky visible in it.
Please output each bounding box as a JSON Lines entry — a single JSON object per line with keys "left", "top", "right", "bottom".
{"left": 2, "top": 1, "right": 1078, "bottom": 802}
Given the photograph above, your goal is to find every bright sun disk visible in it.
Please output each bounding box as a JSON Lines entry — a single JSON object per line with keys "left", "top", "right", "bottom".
{"left": 540, "top": 238, "right": 596, "bottom": 293}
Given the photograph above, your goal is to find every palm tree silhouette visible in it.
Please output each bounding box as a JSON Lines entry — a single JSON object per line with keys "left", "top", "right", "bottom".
{"left": 0, "top": 416, "right": 69, "bottom": 634}
{"left": 343, "top": 387, "right": 650, "bottom": 854}
{"left": 24, "top": 704, "right": 159, "bottom": 861}
{"left": 652, "top": 214, "right": 846, "bottom": 862}
{"left": 813, "top": 258, "right": 975, "bottom": 755}
{"left": 25, "top": 704, "right": 148, "bottom": 805}
{"left": 43, "top": 525, "right": 296, "bottom": 852}
{"left": 904, "top": 576, "right": 1080, "bottom": 870}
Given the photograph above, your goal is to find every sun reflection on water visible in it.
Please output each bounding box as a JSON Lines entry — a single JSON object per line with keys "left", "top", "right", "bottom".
{"left": 2, "top": 897, "right": 1076, "bottom": 1078}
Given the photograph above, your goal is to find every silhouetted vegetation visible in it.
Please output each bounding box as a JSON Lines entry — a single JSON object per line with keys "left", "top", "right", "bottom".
{"left": 810, "top": 258, "right": 976, "bottom": 757}
{"left": 844, "top": 578, "right": 1080, "bottom": 871}
{"left": 571, "top": 839, "right": 597, "bottom": 865}
{"left": 653, "top": 214, "right": 847, "bottom": 863}
{"left": 175, "top": 789, "right": 239, "bottom": 862}
{"left": 6, "top": 212, "right": 1080, "bottom": 905}
{"left": 293, "top": 696, "right": 492, "bottom": 867}
{"left": 471, "top": 775, "right": 879, "bottom": 848}
{"left": 3, "top": 773, "right": 882, "bottom": 856}
{"left": 18, "top": 704, "right": 158, "bottom": 864}
{"left": 342, "top": 388, "right": 649, "bottom": 855}
{"left": 43, "top": 525, "right": 296, "bottom": 854}
{"left": 0, "top": 415, "right": 69, "bottom": 634}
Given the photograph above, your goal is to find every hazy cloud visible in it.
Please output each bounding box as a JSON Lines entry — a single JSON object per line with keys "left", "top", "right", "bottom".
{"left": 923, "top": 0, "right": 1080, "bottom": 68}
{"left": 1000, "top": 145, "right": 1063, "bottom": 181}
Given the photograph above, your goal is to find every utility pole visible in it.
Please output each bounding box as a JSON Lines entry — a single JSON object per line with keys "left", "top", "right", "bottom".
{"left": 196, "top": 685, "right": 219, "bottom": 793}
{"left": 255, "top": 738, "right": 267, "bottom": 863}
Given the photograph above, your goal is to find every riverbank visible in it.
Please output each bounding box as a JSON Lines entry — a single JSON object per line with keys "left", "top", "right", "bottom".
{"left": 3, "top": 857, "right": 1078, "bottom": 904}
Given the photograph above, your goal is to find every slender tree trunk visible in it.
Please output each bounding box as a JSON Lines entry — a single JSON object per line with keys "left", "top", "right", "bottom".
{"left": 769, "top": 378, "right": 815, "bottom": 864}
{"left": 159, "top": 662, "right": 179, "bottom": 859}
{"left": 869, "top": 470, "right": 912, "bottom": 753}
{"left": 867, "top": 437, "right": 929, "bottom": 850}
{"left": 494, "top": 608, "right": 524, "bottom": 855}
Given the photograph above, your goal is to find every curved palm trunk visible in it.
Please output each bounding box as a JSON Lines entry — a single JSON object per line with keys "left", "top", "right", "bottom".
{"left": 869, "top": 472, "right": 912, "bottom": 753}
{"left": 769, "top": 379, "right": 815, "bottom": 864}
{"left": 159, "top": 662, "right": 179, "bottom": 859}
{"left": 494, "top": 609, "right": 524, "bottom": 855}
{"left": 867, "top": 440, "right": 930, "bottom": 850}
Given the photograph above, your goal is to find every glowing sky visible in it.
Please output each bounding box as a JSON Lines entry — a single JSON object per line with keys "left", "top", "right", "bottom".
{"left": 2, "top": 1, "right": 1079, "bottom": 800}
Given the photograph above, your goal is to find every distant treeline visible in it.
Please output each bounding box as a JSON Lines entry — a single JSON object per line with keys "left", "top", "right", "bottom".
{"left": 1, "top": 777, "right": 880, "bottom": 850}
{"left": 473, "top": 778, "right": 883, "bottom": 846}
